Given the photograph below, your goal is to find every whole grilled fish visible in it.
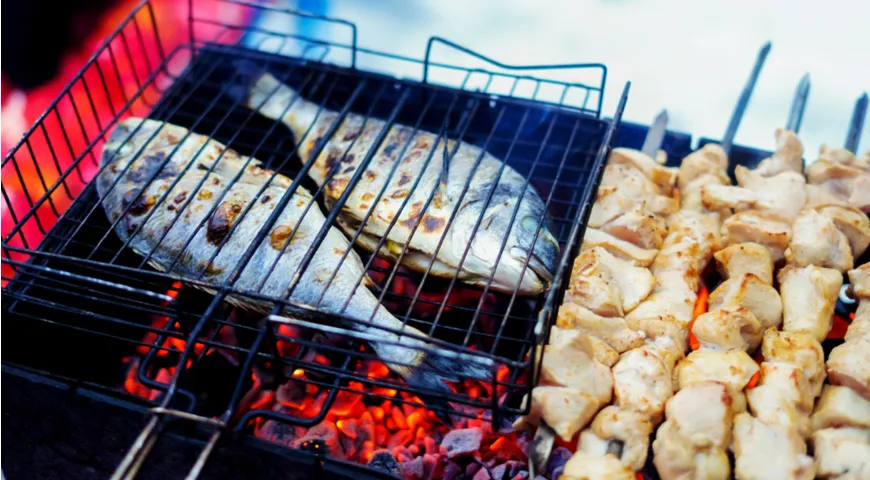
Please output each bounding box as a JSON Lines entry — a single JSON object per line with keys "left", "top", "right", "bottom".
{"left": 96, "top": 117, "right": 491, "bottom": 395}
{"left": 238, "top": 72, "right": 560, "bottom": 296}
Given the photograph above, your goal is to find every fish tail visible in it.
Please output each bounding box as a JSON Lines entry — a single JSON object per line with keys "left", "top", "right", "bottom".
{"left": 226, "top": 61, "right": 313, "bottom": 135}
{"left": 381, "top": 342, "right": 493, "bottom": 391}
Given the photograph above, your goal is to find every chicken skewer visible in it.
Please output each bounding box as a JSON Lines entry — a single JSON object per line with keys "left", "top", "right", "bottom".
{"left": 562, "top": 43, "right": 774, "bottom": 479}
{"left": 807, "top": 94, "right": 870, "bottom": 480}
{"left": 654, "top": 71, "right": 814, "bottom": 480}
{"left": 520, "top": 110, "right": 675, "bottom": 480}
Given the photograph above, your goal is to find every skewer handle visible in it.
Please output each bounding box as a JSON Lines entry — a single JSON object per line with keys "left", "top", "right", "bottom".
{"left": 721, "top": 41, "right": 772, "bottom": 154}
{"left": 845, "top": 92, "right": 868, "bottom": 153}
{"left": 785, "top": 73, "right": 810, "bottom": 133}
{"left": 641, "top": 109, "right": 669, "bottom": 158}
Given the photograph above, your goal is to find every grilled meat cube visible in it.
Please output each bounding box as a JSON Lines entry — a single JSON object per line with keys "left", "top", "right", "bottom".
{"left": 811, "top": 204, "right": 870, "bottom": 259}
{"left": 786, "top": 209, "right": 853, "bottom": 272}
{"left": 548, "top": 326, "right": 620, "bottom": 368}
{"left": 746, "top": 384, "right": 811, "bottom": 438}
{"left": 675, "top": 350, "right": 759, "bottom": 414}
{"left": 845, "top": 303, "right": 870, "bottom": 342}
{"left": 757, "top": 361, "right": 815, "bottom": 414}
{"left": 734, "top": 166, "right": 807, "bottom": 221}
{"left": 761, "top": 329, "right": 826, "bottom": 397}
{"left": 811, "top": 427, "right": 870, "bottom": 479}
{"left": 599, "top": 204, "right": 668, "bottom": 250}
{"left": 600, "top": 165, "right": 678, "bottom": 217}
{"left": 691, "top": 306, "right": 763, "bottom": 352}
{"left": 811, "top": 385, "right": 870, "bottom": 431}
{"left": 518, "top": 386, "right": 601, "bottom": 441}
{"left": 652, "top": 382, "right": 734, "bottom": 480}
{"left": 608, "top": 147, "right": 678, "bottom": 196}
{"left": 850, "top": 263, "right": 870, "bottom": 299}
{"left": 722, "top": 210, "right": 793, "bottom": 262}
{"left": 807, "top": 147, "right": 870, "bottom": 213}
{"left": 707, "top": 273, "right": 783, "bottom": 331}
{"left": 677, "top": 144, "right": 730, "bottom": 192}
{"left": 561, "top": 451, "right": 635, "bottom": 480}
{"left": 556, "top": 303, "right": 644, "bottom": 353}
{"left": 580, "top": 405, "right": 654, "bottom": 471}
{"left": 580, "top": 228, "right": 658, "bottom": 267}
{"left": 732, "top": 412, "right": 815, "bottom": 480}
{"left": 714, "top": 242, "right": 774, "bottom": 285}
{"left": 627, "top": 271, "right": 698, "bottom": 327}
{"left": 755, "top": 128, "right": 805, "bottom": 177}
{"left": 778, "top": 265, "right": 842, "bottom": 342}
{"left": 827, "top": 335, "right": 870, "bottom": 400}
{"left": 539, "top": 332, "right": 613, "bottom": 404}
{"left": 567, "top": 247, "right": 655, "bottom": 316}
{"left": 701, "top": 183, "right": 759, "bottom": 212}
{"left": 611, "top": 346, "right": 676, "bottom": 424}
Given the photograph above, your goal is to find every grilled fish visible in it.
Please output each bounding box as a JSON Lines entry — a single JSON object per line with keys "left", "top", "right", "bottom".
{"left": 237, "top": 71, "right": 560, "bottom": 296}
{"left": 96, "top": 117, "right": 491, "bottom": 395}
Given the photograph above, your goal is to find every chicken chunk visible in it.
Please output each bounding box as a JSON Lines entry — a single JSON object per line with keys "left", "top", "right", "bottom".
{"left": 746, "top": 384, "right": 811, "bottom": 438}
{"left": 786, "top": 209, "right": 853, "bottom": 272}
{"left": 702, "top": 183, "right": 759, "bottom": 211}
{"left": 583, "top": 405, "right": 654, "bottom": 471}
{"left": 755, "top": 128, "right": 804, "bottom": 177}
{"left": 811, "top": 385, "right": 870, "bottom": 431}
{"left": 589, "top": 186, "right": 634, "bottom": 228}
{"left": 539, "top": 334, "right": 614, "bottom": 404}
{"left": 653, "top": 382, "right": 733, "bottom": 480}
{"left": 849, "top": 263, "right": 870, "bottom": 300}
{"left": 811, "top": 427, "right": 870, "bottom": 479}
{"left": 806, "top": 153, "right": 870, "bottom": 213}
{"left": 714, "top": 242, "right": 774, "bottom": 285}
{"left": 812, "top": 205, "right": 870, "bottom": 259}
{"left": 600, "top": 164, "right": 678, "bottom": 217}
{"left": 692, "top": 305, "right": 763, "bottom": 352}
{"left": 827, "top": 335, "right": 870, "bottom": 400}
{"left": 626, "top": 314, "right": 689, "bottom": 354}
{"left": 519, "top": 386, "right": 601, "bottom": 441}
{"left": 662, "top": 210, "right": 722, "bottom": 265}
{"left": 568, "top": 247, "right": 655, "bottom": 315}
{"left": 556, "top": 303, "right": 644, "bottom": 353}
{"left": 580, "top": 228, "right": 658, "bottom": 267}
{"left": 845, "top": 303, "right": 870, "bottom": 342}
{"left": 757, "top": 361, "right": 815, "bottom": 413}
{"left": 565, "top": 258, "right": 623, "bottom": 318}
{"left": 611, "top": 346, "right": 674, "bottom": 423}
{"left": 778, "top": 265, "right": 843, "bottom": 342}
{"left": 627, "top": 272, "right": 698, "bottom": 327}
{"left": 608, "top": 147, "right": 678, "bottom": 195}
{"left": 734, "top": 166, "right": 808, "bottom": 221}
{"left": 675, "top": 350, "right": 759, "bottom": 413}
{"left": 600, "top": 205, "right": 668, "bottom": 250}
{"left": 761, "top": 329, "right": 826, "bottom": 397}
{"left": 560, "top": 451, "right": 635, "bottom": 480}
{"left": 547, "top": 326, "right": 620, "bottom": 368}
{"left": 722, "top": 210, "right": 793, "bottom": 262}
{"left": 708, "top": 273, "right": 783, "bottom": 331}
{"left": 678, "top": 143, "right": 730, "bottom": 192}
{"left": 732, "top": 412, "right": 815, "bottom": 480}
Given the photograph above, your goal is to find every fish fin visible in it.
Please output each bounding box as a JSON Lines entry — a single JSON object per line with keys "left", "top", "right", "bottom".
{"left": 224, "top": 60, "right": 299, "bottom": 121}
{"left": 389, "top": 349, "right": 493, "bottom": 426}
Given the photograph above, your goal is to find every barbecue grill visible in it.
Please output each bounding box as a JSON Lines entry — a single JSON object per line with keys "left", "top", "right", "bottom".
{"left": 1, "top": 1, "right": 628, "bottom": 478}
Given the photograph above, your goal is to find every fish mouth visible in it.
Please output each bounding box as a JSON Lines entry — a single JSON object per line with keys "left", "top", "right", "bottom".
{"left": 527, "top": 253, "right": 555, "bottom": 287}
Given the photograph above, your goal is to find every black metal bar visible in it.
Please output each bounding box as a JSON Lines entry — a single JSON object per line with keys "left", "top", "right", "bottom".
{"left": 785, "top": 73, "right": 810, "bottom": 133}
{"left": 721, "top": 41, "right": 771, "bottom": 155}
{"left": 845, "top": 92, "right": 868, "bottom": 153}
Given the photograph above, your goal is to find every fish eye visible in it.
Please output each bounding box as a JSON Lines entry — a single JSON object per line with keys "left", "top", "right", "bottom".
{"left": 521, "top": 216, "right": 539, "bottom": 233}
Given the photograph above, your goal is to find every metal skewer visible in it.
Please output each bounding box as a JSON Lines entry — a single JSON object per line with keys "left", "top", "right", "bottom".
{"left": 785, "top": 73, "right": 811, "bottom": 133}
{"left": 528, "top": 108, "right": 669, "bottom": 479}
{"left": 641, "top": 109, "right": 670, "bottom": 158}
{"left": 721, "top": 41, "right": 772, "bottom": 155}
{"left": 845, "top": 92, "right": 868, "bottom": 153}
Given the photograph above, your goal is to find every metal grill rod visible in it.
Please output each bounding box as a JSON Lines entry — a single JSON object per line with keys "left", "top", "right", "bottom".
{"left": 846, "top": 92, "right": 868, "bottom": 153}
{"left": 721, "top": 41, "right": 771, "bottom": 155}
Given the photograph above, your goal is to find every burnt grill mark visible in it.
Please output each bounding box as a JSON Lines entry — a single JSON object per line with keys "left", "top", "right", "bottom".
{"left": 325, "top": 152, "right": 341, "bottom": 171}
{"left": 402, "top": 151, "right": 421, "bottom": 164}
{"left": 204, "top": 262, "right": 222, "bottom": 277}
{"left": 166, "top": 134, "right": 181, "bottom": 145}
{"left": 207, "top": 201, "right": 242, "bottom": 245}
{"left": 361, "top": 192, "right": 374, "bottom": 202}
{"left": 196, "top": 163, "right": 210, "bottom": 171}
{"left": 398, "top": 172, "right": 412, "bottom": 187}
{"left": 359, "top": 203, "right": 370, "bottom": 210}
{"left": 343, "top": 129, "right": 359, "bottom": 142}
{"left": 260, "top": 195, "right": 271, "bottom": 204}
{"left": 422, "top": 215, "right": 445, "bottom": 233}
{"left": 269, "top": 225, "right": 294, "bottom": 250}
{"left": 174, "top": 192, "right": 188, "bottom": 203}
{"left": 383, "top": 143, "right": 398, "bottom": 157}
{"left": 391, "top": 189, "right": 409, "bottom": 199}
{"left": 342, "top": 166, "right": 355, "bottom": 174}
{"left": 197, "top": 190, "right": 213, "bottom": 200}
{"left": 327, "top": 178, "right": 350, "bottom": 195}
{"left": 400, "top": 201, "right": 425, "bottom": 229}
{"left": 364, "top": 171, "right": 377, "bottom": 181}
{"left": 332, "top": 247, "right": 346, "bottom": 256}
{"left": 342, "top": 153, "right": 356, "bottom": 164}
{"left": 129, "top": 195, "right": 157, "bottom": 216}
{"left": 167, "top": 204, "right": 177, "bottom": 212}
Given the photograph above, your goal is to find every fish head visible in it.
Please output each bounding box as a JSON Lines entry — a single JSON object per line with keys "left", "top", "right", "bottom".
{"left": 456, "top": 180, "right": 560, "bottom": 295}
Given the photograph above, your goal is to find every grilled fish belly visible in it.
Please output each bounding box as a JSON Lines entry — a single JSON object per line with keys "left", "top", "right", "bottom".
{"left": 96, "top": 117, "right": 491, "bottom": 393}
{"left": 241, "top": 72, "right": 560, "bottom": 296}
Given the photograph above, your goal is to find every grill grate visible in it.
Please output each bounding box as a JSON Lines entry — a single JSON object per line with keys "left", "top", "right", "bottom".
{"left": 2, "top": 1, "right": 627, "bottom": 477}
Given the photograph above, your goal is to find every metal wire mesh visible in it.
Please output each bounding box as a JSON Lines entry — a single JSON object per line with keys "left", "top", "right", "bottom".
{"left": 1, "top": 0, "right": 624, "bottom": 433}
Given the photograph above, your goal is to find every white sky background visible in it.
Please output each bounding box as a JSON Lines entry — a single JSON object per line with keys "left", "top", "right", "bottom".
{"left": 251, "top": 0, "right": 870, "bottom": 159}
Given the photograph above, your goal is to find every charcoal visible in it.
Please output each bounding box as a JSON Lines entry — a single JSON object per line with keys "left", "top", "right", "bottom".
{"left": 393, "top": 445, "right": 413, "bottom": 463}
{"left": 422, "top": 453, "right": 439, "bottom": 480}
{"left": 292, "top": 421, "right": 345, "bottom": 459}
{"left": 400, "top": 456, "right": 424, "bottom": 479}
{"left": 512, "top": 473, "right": 529, "bottom": 480}
{"left": 441, "top": 427, "right": 483, "bottom": 458}
{"left": 254, "top": 419, "right": 301, "bottom": 448}
{"left": 545, "top": 447, "right": 572, "bottom": 479}
{"left": 275, "top": 380, "right": 304, "bottom": 405}
{"left": 466, "top": 462, "right": 482, "bottom": 477}
{"left": 443, "top": 462, "right": 464, "bottom": 480}
{"left": 368, "top": 449, "right": 401, "bottom": 476}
